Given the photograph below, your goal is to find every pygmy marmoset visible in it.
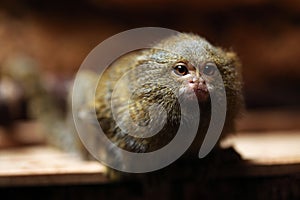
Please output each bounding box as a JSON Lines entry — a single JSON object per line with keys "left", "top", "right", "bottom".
{"left": 81, "top": 33, "right": 244, "bottom": 165}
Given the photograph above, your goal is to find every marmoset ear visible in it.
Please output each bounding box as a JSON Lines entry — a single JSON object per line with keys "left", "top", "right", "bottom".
{"left": 226, "top": 51, "right": 242, "bottom": 71}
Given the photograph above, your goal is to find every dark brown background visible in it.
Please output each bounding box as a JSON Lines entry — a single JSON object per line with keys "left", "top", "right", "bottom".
{"left": 1, "top": 0, "right": 299, "bottom": 109}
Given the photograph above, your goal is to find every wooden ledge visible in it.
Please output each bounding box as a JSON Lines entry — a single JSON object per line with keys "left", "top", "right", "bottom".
{"left": 0, "top": 146, "right": 108, "bottom": 187}
{"left": 222, "top": 130, "right": 300, "bottom": 165}
{"left": 1, "top": 130, "right": 300, "bottom": 187}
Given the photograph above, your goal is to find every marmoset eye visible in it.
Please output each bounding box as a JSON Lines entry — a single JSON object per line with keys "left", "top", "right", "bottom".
{"left": 203, "top": 62, "right": 217, "bottom": 76}
{"left": 174, "top": 63, "right": 189, "bottom": 76}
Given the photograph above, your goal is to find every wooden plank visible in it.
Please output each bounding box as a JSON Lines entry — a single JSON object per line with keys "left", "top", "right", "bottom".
{"left": 218, "top": 130, "right": 300, "bottom": 178}
{"left": 0, "top": 146, "right": 108, "bottom": 187}
{"left": 222, "top": 130, "right": 300, "bottom": 165}
{"left": 1, "top": 130, "right": 300, "bottom": 187}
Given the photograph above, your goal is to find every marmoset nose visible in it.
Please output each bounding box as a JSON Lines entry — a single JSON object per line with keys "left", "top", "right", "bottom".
{"left": 189, "top": 78, "right": 208, "bottom": 92}
{"left": 189, "top": 77, "right": 205, "bottom": 85}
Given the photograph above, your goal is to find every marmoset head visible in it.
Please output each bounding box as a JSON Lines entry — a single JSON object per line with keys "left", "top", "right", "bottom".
{"left": 132, "top": 33, "right": 242, "bottom": 106}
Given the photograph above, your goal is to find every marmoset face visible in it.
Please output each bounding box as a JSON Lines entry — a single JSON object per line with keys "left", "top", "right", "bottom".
{"left": 171, "top": 61, "right": 219, "bottom": 102}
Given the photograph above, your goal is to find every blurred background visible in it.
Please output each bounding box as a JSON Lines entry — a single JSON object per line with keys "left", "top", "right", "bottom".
{"left": 1, "top": 0, "right": 299, "bottom": 136}
{"left": 0, "top": 0, "right": 299, "bottom": 109}
{"left": 0, "top": 0, "right": 300, "bottom": 199}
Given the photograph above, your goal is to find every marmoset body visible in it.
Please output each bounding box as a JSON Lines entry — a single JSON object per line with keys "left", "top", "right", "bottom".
{"left": 90, "top": 33, "right": 243, "bottom": 161}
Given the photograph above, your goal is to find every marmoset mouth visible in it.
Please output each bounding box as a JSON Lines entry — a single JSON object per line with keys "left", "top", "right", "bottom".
{"left": 195, "top": 89, "right": 209, "bottom": 102}
{"left": 188, "top": 81, "right": 209, "bottom": 100}
{"left": 179, "top": 86, "right": 209, "bottom": 102}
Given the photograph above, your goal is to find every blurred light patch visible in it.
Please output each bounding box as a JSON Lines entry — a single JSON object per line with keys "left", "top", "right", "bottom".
{"left": 222, "top": 131, "right": 300, "bottom": 165}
